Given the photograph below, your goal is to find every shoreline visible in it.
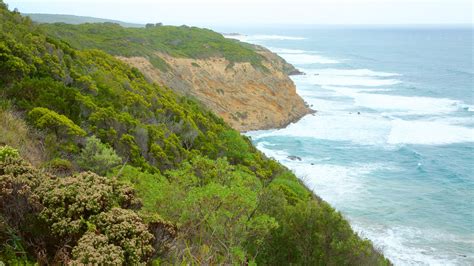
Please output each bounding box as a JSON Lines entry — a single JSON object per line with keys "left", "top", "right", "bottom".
{"left": 241, "top": 106, "right": 315, "bottom": 133}
{"left": 244, "top": 33, "right": 474, "bottom": 264}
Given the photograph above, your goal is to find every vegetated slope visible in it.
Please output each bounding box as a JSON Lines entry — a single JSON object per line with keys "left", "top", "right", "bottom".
{"left": 25, "top": 13, "right": 144, "bottom": 28}
{"left": 39, "top": 21, "right": 311, "bottom": 131}
{"left": 0, "top": 3, "right": 389, "bottom": 265}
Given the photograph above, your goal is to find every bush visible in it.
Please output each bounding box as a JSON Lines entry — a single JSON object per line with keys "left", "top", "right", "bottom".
{"left": 0, "top": 149, "right": 158, "bottom": 264}
{"left": 0, "top": 146, "right": 42, "bottom": 230}
{"left": 0, "top": 145, "right": 19, "bottom": 162}
{"left": 77, "top": 136, "right": 122, "bottom": 175}
{"left": 159, "top": 155, "right": 277, "bottom": 264}
{"left": 92, "top": 208, "right": 154, "bottom": 264}
{"left": 72, "top": 208, "right": 155, "bottom": 265}
{"left": 28, "top": 107, "right": 85, "bottom": 137}
{"left": 71, "top": 231, "right": 125, "bottom": 265}
{"left": 44, "top": 158, "right": 73, "bottom": 176}
{"left": 35, "top": 172, "right": 124, "bottom": 237}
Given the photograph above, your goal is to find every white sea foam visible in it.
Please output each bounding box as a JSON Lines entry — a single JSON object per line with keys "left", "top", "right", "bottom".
{"left": 387, "top": 119, "right": 474, "bottom": 145}
{"left": 352, "top": 223, "right": 474, "bottom": 266}
{"left": 350, "top": 94, "right": 462, "bottom": 115}
{"left": 253, "top": 141, "right": 384, "bottom": 202}
{"left": 252, "top": 112, "right": 474, "bottom": 146}
{"left": 252, "top": 113, "right": 392, "bottom": 146}
{"left": 459, "top": 103, "right": 474, "bottom": 112}
{"left": 248, "top": 43, "right": 474, "bottom": 265}
{"left": 323, "top": 89, "right": 465, "bottom": 115}
{"left": 291, "top": 163, "right": 386, "bottom": 204}
{"left": 223, "top": 34, "right": 306, "bottom": 42}
{"left": 313, "top": 68, "right": 401, "bottom": 77}
{"left": 254, "top": 139, "right": 474, "bottom": 265}
{"left": 249, "top": 34, "right": 306, "bottom": 40}
{"left": 278, "top": 53, "right": 340, "bottom": 64}
{"left": 267, "top": 47, "right": 309, "bottom": 54}
{"left": 254, "top": 141, "right": 290, "bottom": 161}
{"left": 297, "top": 69, "right": 401, "bottom": 86}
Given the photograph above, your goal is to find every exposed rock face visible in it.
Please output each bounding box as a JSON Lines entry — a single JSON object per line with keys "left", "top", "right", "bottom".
{"left": 117, "top": 47, "right": 311, "bottom": 131}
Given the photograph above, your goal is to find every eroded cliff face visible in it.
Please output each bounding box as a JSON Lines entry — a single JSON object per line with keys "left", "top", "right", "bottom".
{"left": 117, "top": 47, "right": 311, "bottom": 131}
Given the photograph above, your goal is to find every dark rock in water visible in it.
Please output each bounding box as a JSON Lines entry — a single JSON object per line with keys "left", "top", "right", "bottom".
{"left": 357, "top": 112, "right": 360, "bottom": 115}
{"left": 288, "top": 69, "right": 305, "bottom": 76}
{"left": 311, "top": 163, "right": 315, "bottom": 165}
{"left": 288, "top": 155, "right": 302, "bottom": 161}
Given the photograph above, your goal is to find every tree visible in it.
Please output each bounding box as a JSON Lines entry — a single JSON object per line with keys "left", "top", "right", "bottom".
{"left": 77, "top": 136, "right": 122, "bottom": 175}
{"left": 28, "top": 107, "right": 85, "bottom": 137}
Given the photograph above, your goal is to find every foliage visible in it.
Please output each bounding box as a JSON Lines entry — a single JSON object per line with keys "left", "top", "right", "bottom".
{"left": 26, "top": 13, "right": 144, "bottom": 28}
{"left": 112, "top": 165, "right": 166, "bottom": 214}
{"left": 255, "top": 194, "right": 389, "bottom": 265}
{"left": 0, "top": 146, "right": 19, "bottom": 162}
{"left": 35, "top": 172, "right": 124, "bottom": 237}
{"left": 77, "top": 136, "right": 122, "bottom": 175}
{"left": 70, "top": 208, "right": 155, "bottom": 264}
{"left": 0, "top": 147, "right": 164, "bottom": 264}
{"left": 43, "top": 157, "right": 73, "bottom": 176}
{"left": 0, "top": 3, "right": 389, "bottom": 265}
{"left": 0, "top": 146, "right": 42, "bottom": 231}
{"left": 0, "top": 108, "right": 45, "bottom": 165}
{"left": 28, "top": 107, "right": 86, "bottom": 137}
{"left": 133, "top": 154, "right": 276, "bottom": 264}
{"left": 71, "top": 231, "right": 125, "bottom": 265}
{"left": 41, "top": 22, "right": 266, "bottom": 69}
{"left": 91, "top": 208, "right": 154, "bottom": 264}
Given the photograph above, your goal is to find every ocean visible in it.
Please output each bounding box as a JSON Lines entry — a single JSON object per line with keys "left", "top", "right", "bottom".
{"left": 221, "top": 26, "right": 474, "bottom": 265}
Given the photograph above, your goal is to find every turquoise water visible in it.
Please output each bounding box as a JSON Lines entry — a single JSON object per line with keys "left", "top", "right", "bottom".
{"left": 221, "top": 26, "right": 473, "bottom": 265}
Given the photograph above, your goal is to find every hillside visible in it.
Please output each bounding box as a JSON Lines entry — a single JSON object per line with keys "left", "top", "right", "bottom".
{"left": 24, "top": 13, "right": 144, "bottom": 27}
{"left": 38, "top": 21, "right": 311, "bottom": 131}
{"left": 0, "top": 3, "right": 388, "bottom": 265}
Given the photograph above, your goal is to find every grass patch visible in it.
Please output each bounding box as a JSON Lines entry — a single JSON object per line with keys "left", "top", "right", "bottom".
{"left": 0, "top": 108, "right": 45, "bottom": 166}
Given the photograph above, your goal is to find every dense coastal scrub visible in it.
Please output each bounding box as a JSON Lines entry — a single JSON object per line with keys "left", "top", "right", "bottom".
{"left": 41, "top": 21, "right": 266, "bottom": 71}
{"left": 0, "top": 2, "right": 389, "bottom": 264}
{"left": 36, "top": 14, "right": 312, "bottom": 132}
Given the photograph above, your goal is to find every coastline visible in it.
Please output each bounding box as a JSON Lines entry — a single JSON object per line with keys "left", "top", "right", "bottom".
{"left": 241, "top": 105, "right": 315, "bottom": 133}
{"left": 118, "top": 49, "right": 311, "bottom": 132}
{"left": 242, "top": 29, "right": 474, "bottom": 265}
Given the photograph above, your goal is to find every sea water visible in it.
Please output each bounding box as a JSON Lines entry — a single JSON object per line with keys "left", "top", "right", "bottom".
{"left": 222, "top": 26, "right": 473, "bottom": 265}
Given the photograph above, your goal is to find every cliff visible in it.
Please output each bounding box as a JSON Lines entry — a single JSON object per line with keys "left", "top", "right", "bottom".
{"left": 40, "top": 22, "right": 312, "bottom": 131}
{"left": 118, "top": 49, "right": 310, "bottom": 131}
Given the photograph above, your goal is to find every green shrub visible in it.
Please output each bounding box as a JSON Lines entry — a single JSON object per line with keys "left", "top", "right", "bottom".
{"left": 43, "top": 158, "right": 73, "bottom": 176}
{"left": 113, "top": 165, "right": 166, "bottom": 214}
{"left": 70, "top": 209, "right": 155, "bottom": 264}
{"left": 28, "top": 107, "right": 86, "bottom": 137}
{"left": 0, "top": 146, "right": 19, "bottom": 162}
{"left": 71, "top": 231, "right": 125, "bottom": 265}
{"left": 41, "top": 23, "right": 266, "bottom": 68}
{"left": 35, "top": 171, "right": 125, "bottom": 236}
{"left": 270, "top": 173, "right": 311, "bottom": 204}
{"left": 92, "top": 208, "right": 154, "bottom": 264}
{"left": 77, "top": 136, "right": 122, "bottom": 175}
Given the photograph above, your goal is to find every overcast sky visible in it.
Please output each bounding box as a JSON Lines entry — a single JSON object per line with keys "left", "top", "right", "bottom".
{"left": 5, "top": 0, "right": 473, "bottom": 27}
